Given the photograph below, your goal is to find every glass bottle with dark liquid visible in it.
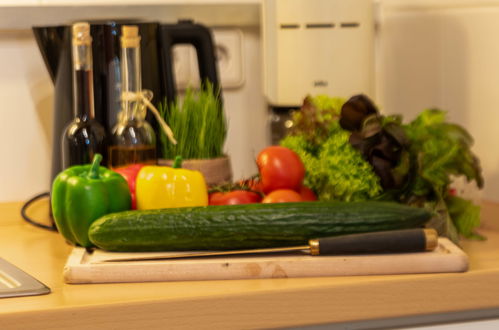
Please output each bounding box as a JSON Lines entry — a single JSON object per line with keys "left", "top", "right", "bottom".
{"left": 62, "top": 22, "right": 107, "bottom": 169}
{"left": 109, "top": 25, "right": 157, "bottom": 169}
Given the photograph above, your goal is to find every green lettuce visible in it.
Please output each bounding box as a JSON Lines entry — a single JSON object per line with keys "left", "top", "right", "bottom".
{"left": 402, "top": 109, "right": 483, "bottom": 198}
{"left": 281, "top": 98, "right": 382, "bottom": 202}
{"left": 446, "top": 195, "right": 484, "bottom": 240}
{"left": 397, "top": 109, "right": 484, "bottom": 240}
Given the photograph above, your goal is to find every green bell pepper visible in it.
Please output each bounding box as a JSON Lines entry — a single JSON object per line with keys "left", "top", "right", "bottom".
{"left": 51, "top": 154, "right": 131, "bottom": 247}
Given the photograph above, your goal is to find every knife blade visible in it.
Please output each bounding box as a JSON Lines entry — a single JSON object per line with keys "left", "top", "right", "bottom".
{"left": 100, "top": 228, "right": 438, "bottom": 262}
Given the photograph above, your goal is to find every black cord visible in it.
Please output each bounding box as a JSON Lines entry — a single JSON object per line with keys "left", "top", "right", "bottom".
{"left": 20, "top": 192, "right": 58, "bottom": 232}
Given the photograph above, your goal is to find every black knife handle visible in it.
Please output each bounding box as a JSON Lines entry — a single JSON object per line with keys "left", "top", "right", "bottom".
{"left": 310, "top": 228, "right": 438, "bottom": 255}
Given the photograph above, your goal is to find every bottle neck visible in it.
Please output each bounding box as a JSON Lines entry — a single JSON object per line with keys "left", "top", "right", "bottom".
{"left": 121, "top": 45, "right": 142, "bottom": 121}
{"left": 72, "top": 42, "right": 95, "bottom": 120}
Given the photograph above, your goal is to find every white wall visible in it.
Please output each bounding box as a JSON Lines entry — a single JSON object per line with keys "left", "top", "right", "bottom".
{"left": 0, "top": 30, "right": 53, "bottom": 202}
{"left": 222, "top": 27, "right": 270, "bottom": 182}
{"left": 376, "top": 0, "right": 499, "bottom": 202}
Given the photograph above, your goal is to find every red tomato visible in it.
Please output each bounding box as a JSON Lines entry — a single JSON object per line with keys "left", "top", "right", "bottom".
{"left": 299, "top": 186, "right": 317, "bottom": 201}
{"left": 249, "top": 180, "right": 264, "bottom": 193}
{"left": 208, "top": 192, "right": 225, "bottom": 205}
{"left": 209, "top": 190, "right": 262, "bottom": 205}
{"left": 256, "top": 146, "right": 305, "bottom": 194}
{"left": 262, "top": 189, "right": 302, "bottom": 203}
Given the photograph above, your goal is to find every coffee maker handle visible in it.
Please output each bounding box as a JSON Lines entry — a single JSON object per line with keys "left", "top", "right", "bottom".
{"left": 159, "top": 20, "right": 221, "bottom": 104}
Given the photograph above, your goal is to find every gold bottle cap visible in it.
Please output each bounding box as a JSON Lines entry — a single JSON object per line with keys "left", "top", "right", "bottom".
{"left": 121, "top": 25, "right": 141, "bottom": 48}
{"left": 72, "top": 22, "right": 91, "bottom": 46}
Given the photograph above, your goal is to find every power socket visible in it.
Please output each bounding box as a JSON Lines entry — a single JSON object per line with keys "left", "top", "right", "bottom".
{"left": 173, "top": 28, "right": 245, "bottom": 90}
{"left": 212, "top": 28, "right": 245, "bottom": 89}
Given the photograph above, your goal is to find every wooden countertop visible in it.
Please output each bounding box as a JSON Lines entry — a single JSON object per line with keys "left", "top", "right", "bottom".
{"left": 1, "top": 198, "right": 499, "bottom": 329}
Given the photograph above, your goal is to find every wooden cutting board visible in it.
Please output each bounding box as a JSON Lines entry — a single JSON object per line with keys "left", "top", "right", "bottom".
{"left": 63, "top": 238, "right": 468, "bottom": 284}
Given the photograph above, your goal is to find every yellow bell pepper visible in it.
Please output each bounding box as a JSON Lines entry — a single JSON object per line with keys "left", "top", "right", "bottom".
{"left": 136, "top": 156, "right": 208, "bottom": 210}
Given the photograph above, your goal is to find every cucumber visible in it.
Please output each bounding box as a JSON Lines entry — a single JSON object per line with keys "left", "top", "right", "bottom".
{"left": 88, "top": 201, "right": 432, "bottom": 252}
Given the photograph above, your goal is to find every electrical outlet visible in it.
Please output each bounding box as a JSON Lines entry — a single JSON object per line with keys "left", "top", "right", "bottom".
{"left": 212, "top": 28, "right": 245, "bottom": 89}
{"left": 175, "top": 28, "right": 245, "bottom": 90}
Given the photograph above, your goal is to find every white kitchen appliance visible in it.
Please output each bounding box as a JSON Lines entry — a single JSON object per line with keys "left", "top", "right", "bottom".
{"left": 262, "top": 0, "right": 375, "bottom": 142}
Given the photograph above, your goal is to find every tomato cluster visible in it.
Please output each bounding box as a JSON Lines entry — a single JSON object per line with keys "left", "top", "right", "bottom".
{"left": 209, "top": 146, "right": 316, "bottom": 205}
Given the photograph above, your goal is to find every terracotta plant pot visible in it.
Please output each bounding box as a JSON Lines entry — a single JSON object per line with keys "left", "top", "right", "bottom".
{"left": 158, "top": 156, "right": 232, "bottom": 187}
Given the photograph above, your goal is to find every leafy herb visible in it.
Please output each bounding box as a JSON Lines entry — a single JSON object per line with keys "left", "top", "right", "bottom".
{"left": 158, "top": 82, "right": 227, "bottom": 160}
{"left": 281, "top": 95, "right": 382, "bottom": 201}
{"left": 339, "top": 94, "right": 378, "bottom": 131}
{"left": 423, "top": 198, "right": 460, "bottom": 244}
{"left": 446, "top": 195, "right": 484, "bottom": 240}
{"left": 340, "top": 95, "right": 410, "bottom": 189}
{"left": 401, "top": 109, "right": 483, "bottom": 198}
{"left": 290, "top": 95, "right": 344, "bottom": 147}
{"left": 281, "top": 96, "right": 484, "bottom": 242}
{"left": 397, "top": 109, "right": 484, "bottom": 239}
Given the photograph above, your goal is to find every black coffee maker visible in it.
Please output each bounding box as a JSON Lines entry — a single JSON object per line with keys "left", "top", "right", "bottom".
{"left": 33, "top": 20, "right": 220, "bottom": 184}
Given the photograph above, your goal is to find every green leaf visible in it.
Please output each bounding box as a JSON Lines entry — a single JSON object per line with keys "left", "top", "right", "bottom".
{"left": 281, "top": 121, "right": 382, "bottom": 202}
{"left": 402, "top": 109, "right": 483, "bottom": 198}
{"left": 422, "top": 198, "right": 460, "bottom": 244}
{"left": 446, "top": 195, "right": 485, "bottom": 240}
{"left": 289, "top": 95, "right": 346, "bottom": 146}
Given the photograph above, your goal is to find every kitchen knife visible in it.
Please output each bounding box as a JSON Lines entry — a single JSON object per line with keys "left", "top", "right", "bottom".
{"left": 101, "top": 228, "right": 438, "bottom": 262}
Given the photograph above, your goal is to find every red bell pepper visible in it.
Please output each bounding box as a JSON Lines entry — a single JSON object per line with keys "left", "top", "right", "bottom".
{"left": 113, "top": 164, "right": 144, "bottom": 209}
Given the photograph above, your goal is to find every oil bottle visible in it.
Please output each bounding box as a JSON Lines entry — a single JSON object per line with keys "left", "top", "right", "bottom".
{"left": 108, "top": 25, "right": 157, "bottom": 169}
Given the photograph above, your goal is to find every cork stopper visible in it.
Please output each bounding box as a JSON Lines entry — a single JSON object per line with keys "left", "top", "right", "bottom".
{"left": 72, "top": 22, "right": 92, "bottom": 46}
{"left": 121, "top": 25, "right": 141, "bottom": 48}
